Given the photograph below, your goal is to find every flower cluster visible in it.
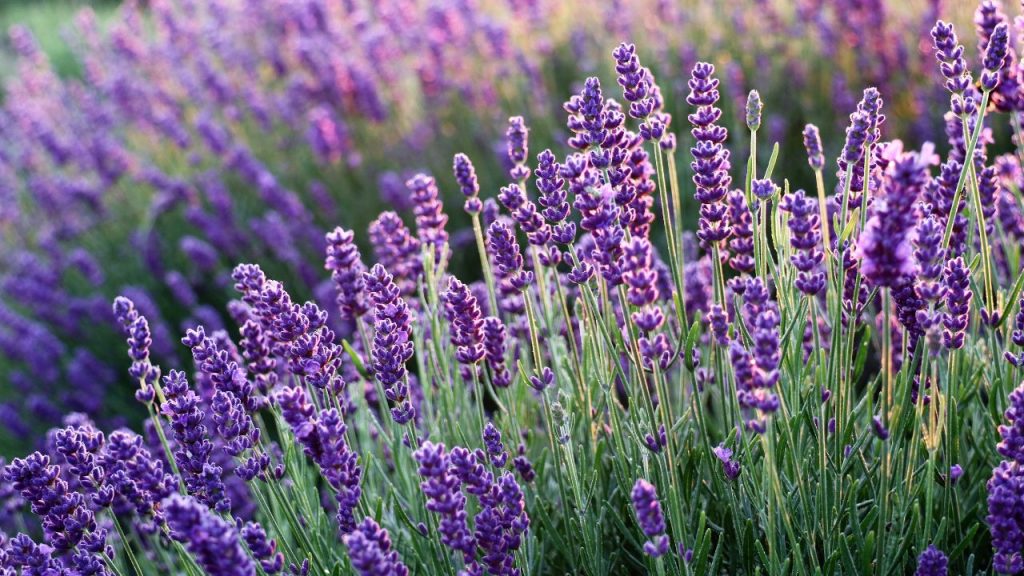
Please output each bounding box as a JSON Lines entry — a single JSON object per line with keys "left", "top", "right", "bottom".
{"left": 365, "top": 264, "right": 416, "bottom": 424}
{"left": 631, "top": 479, "right": 669, "bottom": 557}
{"left": 687, "top": 62, "right": 732, "bottom": 246}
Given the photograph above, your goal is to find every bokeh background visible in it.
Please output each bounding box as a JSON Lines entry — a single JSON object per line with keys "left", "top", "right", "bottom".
{"left": 0, "top": 0, "right": 985, "bottom": 455}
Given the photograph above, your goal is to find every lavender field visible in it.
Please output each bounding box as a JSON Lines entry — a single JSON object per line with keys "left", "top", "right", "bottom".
{"left": 2, "top": 0, "right": 1023, "bottom": 574}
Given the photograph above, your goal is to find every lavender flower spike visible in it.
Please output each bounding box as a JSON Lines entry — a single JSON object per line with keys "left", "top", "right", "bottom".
{"left": 343, "top": 517, "right": 410, "bottom": 576}
{"left": 931, "top": 20, "right": 972, "bottom": 98}
{"left": 981, "top": 22, "right": 1010, "bottom": 91}
{"left": 687, "top": 61, "right": 732, "bottom": 246}
{"left": 407, "top": 174, "right": 449, "bottom": 265}
{"left": 779, "top": 189, "right": 825, "bottom": 295}
{"left": 989, "top": 377, "right": 1024, "bottom": 574}
{"left": 413, "top": 441, "right": 475, "bottom": 560}
{"left": 745, "top": 90, "right": 762, "bottom": 131}
{"left": 325, "top": 227, "right": 368, "bottom": 321}
{"left": 915, "top": 545, "right": 948, "bottom": 576}
{"left": 802, "top": 124, "right": 825, "bottom": 171}
{"left": 507, "top": 116, "right": 530, "bottom": 181}
{"left": 487, "top": 220, "right": 533, "bottom": 292}
{"left": 163, "top": 493, "right": 256, "bottom": 576}
{"left": 857, "top": 149, "right": 927, "bottom": 288}
{"left": 364, "top": 264, "right": 416, "bottom": 424}
{"left": 613, "top": 42, "right": 654, "bottom": 122}
{"left": 241, "top": 522, "right": 285, "bottom": 574}
{"left": 483, "top": 316, "right": 512, "bottom": 388}
{"left": 112, "top": 296, "right": 159, "bottom": 403}
{"left": 453, "top": 153, "right": 482, "bottom": 214}
{"left": 631, "top": 479, "right": 669, "bottom": 557}
{"left": 443, "top": 277, "right": 485, "bottom": 365}
{"left": 942, "top": 256, "right": 972, "bottom": 350}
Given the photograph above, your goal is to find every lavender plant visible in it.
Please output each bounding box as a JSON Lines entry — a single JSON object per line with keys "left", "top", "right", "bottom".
{"left": 0, "top": 0, "right": 977, "bottom": 445}
{"left": 4, "top": 2, "right": 1024, "bottom": 576}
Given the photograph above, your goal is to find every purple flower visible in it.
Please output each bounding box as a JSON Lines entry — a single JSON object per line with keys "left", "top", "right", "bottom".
{"left": 915, "top": 545, "right": 948, "bottom": 576}
{"left": 536, "top": 149, "right": 575, "bottom": 250}
{"left": 483, "top": 422, "right": 509, "bottom": 468}
{"left": 414, "top": 441, "right": 476, "bottom": 560}
{"left": 998, "top": 380, "right": 1024, "bottom": 465}
{"left": 576, "top": 186, "right": 627, "bottom": 287}
{"left": 622, "top": 237, "right": 661, "bottom": 324}
{"left": 112, "top": 296, "right": 160, "bottom": 403}
{"left": 925, "top": 159, "right": 969, "bottom": 257}
{"left": 975, "top": 2, "right": 1021, "bottom": 111}
{"left": 161, "top": 370, "right": 230, "bottom": 513}
{"left": 364, "top": 264, "right": 415, "bottom": 424}
{"left": 5, "top": 451, "right": 98, "bottom": 552}
{"left": 613, "top": 43, "right": 654, "bottom": 122}
{"left": 499, "top": 183, "right": 551, "bottom": 248}
{"left": 308, "top": 105, "right": 349, "bottom": 164}
{"left": 5, "top": 533, "right": 63, "bottom": 574}
{"left": 751, "top": 179, "right": 778, "bottom": 200}
{"left": 453, "top": 153, "right": 482, "bottom": 214}
{"left": 507, "top": 116, "right": 530, "bottom": 181}
{"left": 443, "top": 277, "right": 485, "bottom": 365}
{"left": 931, "top": 20, "right": 973, "bottom": 98}
{"left": 473, "top": 471, "right": 530, "bottom": 575}
{"left": 687, "top": 62, "right": 732, "bottom": 246}
{"left": 950, "top": 464, "right": 964, "bottom": 485}
{"left": 837, "top": 88, "right": 885, "bottom": 210}
{"left": 1006, "top": 294, "right": 1024, "bottom": 367}
{"left": 745, "top": 90, "right": 762, "bottom": 131}
{"left": 623, "top": 144, "right": 658, "bottom": 238}
{"left": 981, "top": 22, "right": 1010, "bottom": 91}
{"left": 631, "top": 479, "right": 669, "bottom": 557}
{"left": 487, "top": 221, "right": 533, "bottom": 296}
{"left": 643, "top": 425, "right": 668, "bottom": 453}
{"left": 483, "top": 316, "right": 512, "bottom": 388}
{"left": 565, "top": 77, "right": 612, "bottom": 162}
{"left": 988, "top": 459, "right": 1024, "bottom": 574}
{"left": 241, "top": 522, "right": 284, "bottom": 574}
{"left": 706, "top": 305, "right": 729, "bottom": 346}
{"left": 535, "top": 150, "right": 568, "bottom": 222}
{"left": 369, "top": 211, "right": 423, "bottom": 298}
{"left": 99, "top": 429, "right": 176, "bottom": 522}
{"left": 181, "top": 325, "right": 262, "bottom": 412}
{"left": 342, "top": 517, "right": 410, "bottom": 576}
{"left": 978, "top": 162, "right": 1000, "bottom": 237}
{"left": 942, "top": 257, "right": 972, "bottom": 350}
{"left": 730, "top": 280, "right": 780, "bottom": 432}
{"left": 276, "top": 385, "right": 362, "bottom": 534}
{"left": 914, "top": 216, "right": 946, "bottom": 302}
{"left": 857, "top": 149, "right": 928, "bottom": 288}
{"left": 779, "top": 189, "right": 825, "bottom": 295}
{"left": 325, "top": 227, "right": 368, "bottom": 321}
{"left": 872, "top": 415, "right": 890, "bottom": 440}
{"left": 209, "top": 390, "right": 265, "bottom": 480}
{"left": 803, "top": 124, "right": 825, "bottom": 171}
{"left": 712, "top": 444, "right": 741, "bottom": 480}
{"left": 726, "top": 190, "right": 754, "bottom": 275}
{"left": 528, "top": 367, "right": 554, "bottom": 392}
{"left": 407, "top": 174, "right": 449, "bottom": 265}
{"left": 513, "top": 444, "right": 535, "bottom": 484}
{"left": 163, "top": 493, "right": 256, "bottom": 576}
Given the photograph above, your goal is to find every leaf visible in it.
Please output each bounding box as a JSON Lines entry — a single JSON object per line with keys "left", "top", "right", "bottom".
{"left": 997, "top": 269, "right": 1024, "bottom": 330}
{"left": 342, "top": 339, "right": 370, "bottom": 380}
{"left": 684, "top": 318, "right": 701, "bottom": 371}
{"left": 764, "top": 142, "right": 781, "bottom": 180}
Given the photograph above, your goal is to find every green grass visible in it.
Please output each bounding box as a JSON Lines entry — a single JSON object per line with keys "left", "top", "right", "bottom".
{"left": 0, "top": 0, "right": 119, "bottom": 81}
